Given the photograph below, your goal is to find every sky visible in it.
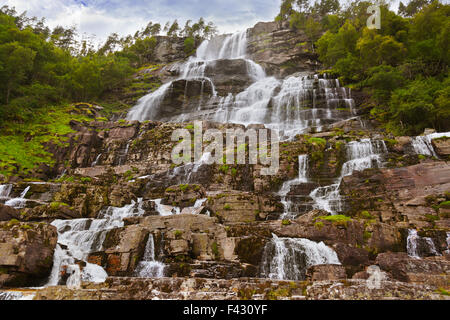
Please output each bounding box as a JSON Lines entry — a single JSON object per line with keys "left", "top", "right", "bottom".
{"left": 2, "top": 0, "right": 404, "bottom": 44}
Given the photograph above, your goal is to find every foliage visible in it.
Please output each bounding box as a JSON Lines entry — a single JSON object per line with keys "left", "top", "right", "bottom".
{"left": 311, "top": 0, "right": 449, "bottom": 135}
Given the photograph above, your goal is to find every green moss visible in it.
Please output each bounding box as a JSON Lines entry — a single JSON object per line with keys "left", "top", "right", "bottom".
{"left": 438, "top": 201, "right": 450, "bottom": 209}
{"left": 219, "top": 165, "right": 229, "bottom": 174}
{"left": 266, "top": 287, "right": 291, "bottom": 300}
{"left": 174, "top": 230, "right": 183, "bottom": 239}
{"left": 211, "top": 242, "right": 219, "bottom": 259}
{"left": 307, "top": 137, "right": 326, "bottom": 148}
{"left": 316, "top": 215, "right": 352, "bottom": 227}
{"left": 363, "top": 230, "right": 372, "bottom": 241}
{"left": 50, "top": 202, "right": 69, "bottom": 210}
{"left": 436, "top": 288, "right": 450, "bottom": 296}
{"left": 80, "top": 177, "right": 92, "bottom": 183}
{"left": 314, "top": 221, "right": 324, "bottom": 229}
{"left": 223, "top": 204, "right": 232, "bottom": 210}
{"left": 359, "top": 210, "right": 375, "bottom": 219}
{"left": 281, "top": 219, "right": 291, "bottom": 226}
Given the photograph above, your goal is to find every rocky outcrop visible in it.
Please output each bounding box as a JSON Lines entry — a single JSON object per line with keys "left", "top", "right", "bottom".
{"left": 33, "top": 276, "right": 449, "bottom": 300}
{"left": 0, "top": 221, "right": 57, "bottom": 287}
{"left": 375, "top": 252, "right": 450, "bottom": 287}
{"left": 340, "top": 161, "right": 450, "bottom": 243}
{"left": 247, "top": 21, "right": 319, "bottom": 77}
{"left": 0, "top": 204, "right": 19, "bottom": 221}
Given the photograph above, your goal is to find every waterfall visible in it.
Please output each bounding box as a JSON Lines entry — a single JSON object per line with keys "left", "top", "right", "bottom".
{"left": 0, "top": 184, "right": 12, "bottom": 199}
{"left": 91, "top": 153, "right": 102, "bottom": 167}
{"left": 134, "top": 234, "right": 165, "bottom": 278}
{"left": 310, "top": 139, "right": 387, "bottom": 214}
{"left": 411, "top": 131, "right": 450, "bottom": 157}
{"left": 279, "top": 155, "right": 308, "bottom": 219}
{"left": 4, "top": 186, "right": 30, "bottom": 209}
{"left": 126, "top": 31, "right": 250, "bottom": 122}
{"left": 126, "top": 31, "right": 357, "bottom": 139}
{"left": 259, "top": 234, "right": 340, "bottom": 281}
{"left": 445, "top": 232, "right": 450, "bottom": 255}
{"left": 406, "top": 229, "right": 441, "bottom": 258}
{"left": 117, "top": 141, "right": 131, "bottom": 166}
{"left": 46, "top": 199, "right": 145, "bottom": 286}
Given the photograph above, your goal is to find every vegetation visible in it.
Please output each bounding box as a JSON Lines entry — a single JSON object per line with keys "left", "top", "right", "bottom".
{"left": 276, "top": 0, "right": 449, "bottom": 135}
{"left": 0, "top": 6, "right": 218, "bottom": 177}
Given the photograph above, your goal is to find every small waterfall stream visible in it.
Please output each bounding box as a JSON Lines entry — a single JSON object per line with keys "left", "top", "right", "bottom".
{"left": 309, "top": 139, "right": 387, "bottom": 215}
{"left": 411, "top": 132, "right": 450, "bottom": 157}
{"left": 4, "top": 186, "right": 30, "bottom": 209}
{"left": 260, "top": 234, "right": 340, "bottom": 281}
{"left": 279, "top": 155, "right": 308, "bottom": 219}
{"left": 46, "top": 199, "right": 146, "bottom": 287}
{"left": 134, "top": 234, "right": 165, "bottom": 278}
{"left": 406, "top": 229, "right": 441, "bottom": 258}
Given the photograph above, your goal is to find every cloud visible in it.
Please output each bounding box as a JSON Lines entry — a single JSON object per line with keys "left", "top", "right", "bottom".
{"left": 3, "top": 0, "right": 404, "bottom": 44}
{"left": 3, "top": 0, "right": 280, "bottom": 43}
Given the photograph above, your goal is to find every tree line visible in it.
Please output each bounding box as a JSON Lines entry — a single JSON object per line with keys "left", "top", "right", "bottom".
{"left": 0, "top": 6, "right": 217, "bottom": 124}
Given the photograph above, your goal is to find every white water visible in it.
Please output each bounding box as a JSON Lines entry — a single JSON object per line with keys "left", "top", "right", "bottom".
{"left": 411, "top": 131, "right": 450, "bottom": 157}
{"left": 4, "top": 186, "right": 30, "bottom": 209}
{"left": 406, "top": 229, "right": 441, "bottom": 258}
{"left": 0, "top": 291, "right": 36, "bottom": 300}
{"left": 0, "top": 184, "right": 12, "bottom": 198}
{"left": 91, "top": 153, "right": 102, "bottom": 167}
{"left": 279, "top": 155, "right": 308, "bottom": 219}
{"left": 126, "top": 31, "right": 357, "bottom": 139}
{"left": 260, "top": 234, "right": 340, "bottom": 280}
{"left": 445, "top": 232, "right": 450, "bottom": 255}
{"left": 309, "top": 139, "right": 387, "bottom": 214}
{"left": 134, "top": 234, "right": 165, "bottom": 278}
{"left": 46, "top": 199, "right": 145, "bottom": 287}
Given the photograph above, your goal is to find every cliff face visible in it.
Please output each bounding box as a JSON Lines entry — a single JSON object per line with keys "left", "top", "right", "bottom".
{"left": 0, "top": 20, "right": 449, "bottom": 300}
{"left": 247, "top": 21, "right": 319, "bottom": 77}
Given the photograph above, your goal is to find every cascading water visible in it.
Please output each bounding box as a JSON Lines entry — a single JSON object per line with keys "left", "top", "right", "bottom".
{"left": 411, "top": 132, "right": 450, "bottom": 157}
{"left": 126, "top": 31, "right": 358, "bottom": 139}
{"left": 4, "top": 186, "right": 30, "bottom": 209}
{"left": 309, "top": 139, "right": 387, "bottom": 215}
{"left": 46, "top": 199, "right": 145, "bottom": 287}
{"left": 279, "top": 155, "right": 308, "bottom": 219}
{"left": 406, "top": 229, "right": 441, "bottom": 258}
{"left": 259, "top": 234, "right": 340, "bottom": 281}
{"left": 0, "top": 184, "right": 12, "bottom": 199}
{"left": 134, "top": 234, "right": 165, "bottom": 278}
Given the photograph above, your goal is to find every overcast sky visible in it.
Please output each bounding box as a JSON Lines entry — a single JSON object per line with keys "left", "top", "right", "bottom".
{"left": 3, "top": 0, "right": 405, "bottom": 44}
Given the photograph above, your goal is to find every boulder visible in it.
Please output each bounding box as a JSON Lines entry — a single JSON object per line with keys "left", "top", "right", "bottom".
{"left": 432, "top": 136, "right": 450, "bottom": 157}
{"left": 376, "top": 252, "right": 450, "bottom": 287}
{"left": 0, "top": 204, "right": 19, "bottom": 221}
{"left": 0, "top": 221, "right": 57, "bottom": 287}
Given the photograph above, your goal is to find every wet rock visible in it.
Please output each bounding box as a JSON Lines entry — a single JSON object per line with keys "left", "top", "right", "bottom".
{"left": 0, "top": 204, "right": 19, "bottom": 221}
{"left": 375, "top": 252, "right": 450, "bottom": 287}
{"left": 162, "top": 184, "right": 205, "bottom": 208}
{"left": 332, "top": 243, "right": 370, "bottom": 276}
{"left": 432, "top": 136, "right": 450, "bottom": 157}
{"left": 340, "top": 162, "right": 450, "bottom": 229}
{"left": 207, "top": 191, "right": 282, "bottom": 223}
{"left": 0, "top": 221, "right": 57, "bottom": 287}
{"left": 306, "top": 264, "right": 347, "bottom": 281}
